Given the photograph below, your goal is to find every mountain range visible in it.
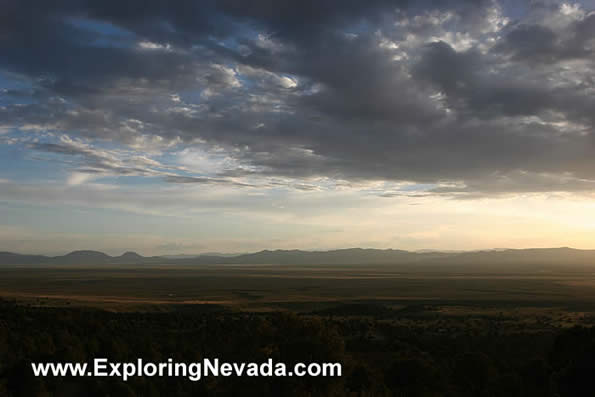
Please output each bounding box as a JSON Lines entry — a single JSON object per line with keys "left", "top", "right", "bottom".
{"left": 2, "top": 247, "right": 595, "bottom": 267}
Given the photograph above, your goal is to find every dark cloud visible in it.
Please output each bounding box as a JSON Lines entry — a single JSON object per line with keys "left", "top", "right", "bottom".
{"left": 413, "top": 41, "right": 555, "bottom": 117}
{"left": 496, "top": 13, "right": 595, "bottom": 63}
{"left": 1, "top": 0, "right": 595, "bottom": 196}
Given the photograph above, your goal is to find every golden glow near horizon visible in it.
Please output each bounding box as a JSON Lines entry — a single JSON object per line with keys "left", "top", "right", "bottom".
{"left": 1, "top": 178, "right": 594, "bottom": 255}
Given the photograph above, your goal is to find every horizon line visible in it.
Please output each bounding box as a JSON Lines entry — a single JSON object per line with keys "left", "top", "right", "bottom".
{"left": 1, "top": 245, "right": 589, "bottom": 258}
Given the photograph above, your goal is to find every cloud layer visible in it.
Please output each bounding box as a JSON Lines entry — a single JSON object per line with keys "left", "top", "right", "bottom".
{"left": 1, "top": 0, "right": 595, "bottom": 199}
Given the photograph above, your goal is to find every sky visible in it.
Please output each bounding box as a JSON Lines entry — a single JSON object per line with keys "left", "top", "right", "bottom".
{"left": 1, "top": 0, "right": 595, "bottom": 255}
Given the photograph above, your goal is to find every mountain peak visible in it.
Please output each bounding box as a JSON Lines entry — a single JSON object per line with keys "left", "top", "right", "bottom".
{"left": 64, "top": 250, "right": 110, "bottom": 258}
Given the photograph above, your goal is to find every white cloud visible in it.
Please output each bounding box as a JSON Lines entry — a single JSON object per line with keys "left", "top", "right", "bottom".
{"left": 560, "top": 3, "right": 584, "bottom": 18}
{"left": 238, "top": 65, "right": 298, "bottom": 89}
{"left": 138, "top": 41, "right": 172, "bottom": 51}
{"left": 175, "top": 146, "right": 241, "bottom": 174}
{"left": 211, "top": 64, "right": 242, "bottom": 88}
{"left": 67, "top": 172, "right": 95, "bottom": 185}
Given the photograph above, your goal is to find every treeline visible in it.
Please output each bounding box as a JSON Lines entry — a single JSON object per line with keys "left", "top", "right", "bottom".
{"left": 1, "top": 301, "right": 595, "bottom": 396}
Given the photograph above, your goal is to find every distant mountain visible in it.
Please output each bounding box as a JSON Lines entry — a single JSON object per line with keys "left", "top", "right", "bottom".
{"left": 1, "top": 247, "right": 595, "bottom": 267}
{"left": 160, "top": 254, "right": 201, "bottom": 259}
{"left": 160, "top": 253, "right": 245, "bottom": 259}
{"left": 431, "top": 247, "right": 595, "bottom": 266}
{"left": 118, "top": 251, "right": 143, "bottom": 259}
{"left": 180, "top": 247, "right": 595, "bottom": 266}
{"left": 59, "top": 250, "right": 112, "bottom": 265}
{"left": 0, "top": 250, "right": 146, "bottom": 265}
{"left": 0, "top": 252, "right": 51, "bottom": 265}
{"left": 199, "top": 252, "right": 247, "bottom": 258}
{"left": 218, "top": 248, "right": 451, "bottom": 265}
{"left": 113, "top": 251, "right": 145, "bottom": 264}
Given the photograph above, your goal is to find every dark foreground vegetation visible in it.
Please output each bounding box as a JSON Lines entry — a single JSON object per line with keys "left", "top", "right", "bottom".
{"left": 2, "top": 300, "right": 595, "bottom": 397}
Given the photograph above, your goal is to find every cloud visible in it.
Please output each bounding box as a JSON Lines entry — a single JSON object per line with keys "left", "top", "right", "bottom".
{"left": 1, "top": 0, "right": 595, "bottom": 198}
{"left": 29, "top": 135, "right": 166, "bottom": 177}
{"left": 67, "top": 172, "right": 96, "bottom": 186}
{"left": 27, "top": 134, "right": 263, "bottom": 188}
{"left": 495, "top": 3, "right": 595, "bottom": 64}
